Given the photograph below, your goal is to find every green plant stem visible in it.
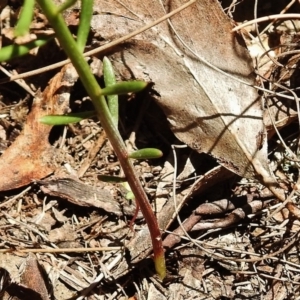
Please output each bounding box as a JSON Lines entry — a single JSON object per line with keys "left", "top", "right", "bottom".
{"left": 36, "top": 0, "right": 166, "bottom": 279}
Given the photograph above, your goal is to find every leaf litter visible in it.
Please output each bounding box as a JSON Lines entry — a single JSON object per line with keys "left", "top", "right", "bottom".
{"left": 1, "top": 0, "right": 300, "bottom": 299}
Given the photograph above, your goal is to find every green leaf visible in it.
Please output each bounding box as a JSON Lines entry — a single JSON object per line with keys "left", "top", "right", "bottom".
{"left": 101, "top": 81, "right": 147, "bottom": 96}
{"left": 39, "top": 110, "right": 96, "bottom": 125}
{"left": 121, "top": 182, "right": 134, "bottom": 200}
{"left": 103, "top": 56, "right": 118, "bottom": 127}
{"left": 14, "top": 0, "right": 35, "bottom": 36}
{"left": 77, "top": 0, "right": 93, "bottom": 52}
{"left": 0, "top": 38, "right": 50, "bottom": 62}
{"left": 129, "top": 148, "right": 163, "bottom": 159}
{"left": 125, "top": 191, "right": 135, "bottom": 200}
{"left": 98, "top": 175, "right": 127, "bottom": 183}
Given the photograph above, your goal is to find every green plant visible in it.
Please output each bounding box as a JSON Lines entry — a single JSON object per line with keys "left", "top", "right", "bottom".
{"left": 34, "top": 0, "right": 167, "bottom": 279}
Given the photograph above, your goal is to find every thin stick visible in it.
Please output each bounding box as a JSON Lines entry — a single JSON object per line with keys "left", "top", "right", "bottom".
{"left": 232, "top": 13, "right": 300, "bottom": 32}
{"left": 0, "top": 66, "right": 35, "bottom": 96}
{"left": 0, "top": 246, "right": 122, "bottom": 253}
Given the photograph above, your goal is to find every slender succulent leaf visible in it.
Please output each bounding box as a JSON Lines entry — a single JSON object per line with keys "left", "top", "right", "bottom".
{"left": 14, "top": 0, "right": 35, "bottom": 36}
{"left": 103, "top": 56, "right": 119, "bottom": 127}
{"left": 77, "top": 0, "right": 94, "bottom": 52}
{"left": 98, "top": 175, "right": 127, "bottom": 183}
{"left": 40, "top": 110, "right": 96, "bottom": 125}
{"left": 129, "top": 148, "right": 163, "bottom": 159}
{"left": 0, "top": 38, "right": 50, "bottom": 62}
{"left": 101, "top": 81, "right": 147, "bottom": 96}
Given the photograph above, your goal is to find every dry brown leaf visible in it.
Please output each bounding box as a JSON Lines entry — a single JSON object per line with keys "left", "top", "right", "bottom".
{"left": 0, "top": 64, "right": 78, "bottom": 191}
{"left": 93, "top": 0, "right": 268, "bottom": 179}
{"left": 19, "top": 253, "right": 50, "bottom": 300}
{"left": 2, "top": 254, "right": 50, "bottom": 300}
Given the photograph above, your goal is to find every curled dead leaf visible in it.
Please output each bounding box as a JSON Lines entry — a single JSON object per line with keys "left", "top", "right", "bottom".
{"left": 0, "top": 64, "right": 78, "bottom": 191}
